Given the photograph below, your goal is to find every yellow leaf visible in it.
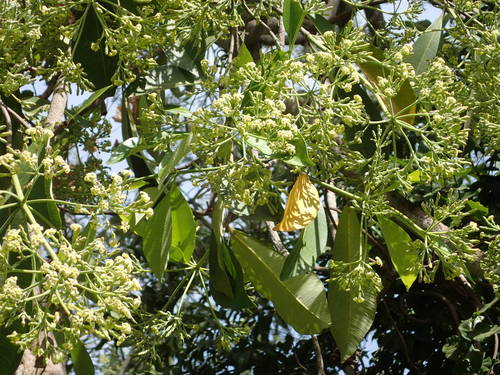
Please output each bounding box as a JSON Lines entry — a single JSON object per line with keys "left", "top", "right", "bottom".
{"left": 274, "top": 174, "right": 321, "bottom": 232}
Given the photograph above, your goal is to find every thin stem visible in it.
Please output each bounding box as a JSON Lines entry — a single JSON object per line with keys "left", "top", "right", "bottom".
{"left": 11, "top": 174, "right": 58, "bottom": 259}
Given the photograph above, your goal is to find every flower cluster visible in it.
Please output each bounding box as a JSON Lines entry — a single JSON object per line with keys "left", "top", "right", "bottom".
{"left": 0, "top": 225, "right": 142, "bottom": 360}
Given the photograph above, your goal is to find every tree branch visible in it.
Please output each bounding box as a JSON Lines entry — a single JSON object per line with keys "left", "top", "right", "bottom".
{"left": 312, "top": 335, "right": 326, "bottom": 375}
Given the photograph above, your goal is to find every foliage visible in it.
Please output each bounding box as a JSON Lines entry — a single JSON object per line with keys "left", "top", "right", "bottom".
{"left": 0, "top": 0, "right": 499, "bottom": 374}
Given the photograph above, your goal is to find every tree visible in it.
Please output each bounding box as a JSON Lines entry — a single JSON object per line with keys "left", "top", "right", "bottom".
{"left": 0, "top": 0, "right": 498, "bottom": 374}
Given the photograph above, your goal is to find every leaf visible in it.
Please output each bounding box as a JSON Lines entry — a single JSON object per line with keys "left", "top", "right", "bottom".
{"left": 209, "top": 235, "right": 254, "bottom": 309}
{"left": 164, "top": 105, "right": 192, "bottom": 117}
{"left": 245, "top": 134, "right": 314, "bottom": 167}
{"left": 407, "top": 12, "right": 445, "bottom": 75}
{"left": 232, "top": 231, "right": 331, "bottom": 334}
{"left": 107, "top": 137, "right": 140, "bottom": 165}
{"left": 407, "top": 170, "right": 421, "bottom": 183}
{"left": 378, "top": 216, "right": 419, "bottom": 291}
{"left": 274, "top": 174, "right": 321, "bottom": 232}
{"left": 329, "top": 283, "right": 378, "bottom": 362}
{"left": 283, "top": 0, "right": 306, "bottom": 47}
{"left": 309, "top": 13, "right": 335, "bottom": 34}
{"left": 280, "top": 206, "right": 328, "bottom": 280}
{"left": 28, "top": 176, "right": 62, "bottom": 229}
{"left": 67, "top": 85, "right": 114, "bottom": 121}
{"left": 0, "top": 328, "right": 22, "bottom": 375}
{"left": 232, "top": 42, "right": 254, "bottom": 68}
{"left": 158, "top": 133, "right": 192, "bottom": 187}
{"left": 72, "top": 4, "right": 118, "bottom": 91}
{"left": 70, "top": 339, "right": 95, "bottom": 375}
{"left": 286, "top": 135, "right": 315, "bottom": 167}
{"left": 328, "top": 206, "right": 377, "bottom": 362}
{"left": 142, "top": 193, "right": 172, "bottom": 280}
{"left": 169, "top": 185, "right": 196, "bottom": 264}
{"left": 466, "top": 200, "right": 489, "bottom": 217}
{"left": 358, "top": 45, "right": 417, "bottom": 125}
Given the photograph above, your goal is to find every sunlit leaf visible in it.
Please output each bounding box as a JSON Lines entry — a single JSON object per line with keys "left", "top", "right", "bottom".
{"left": 378, "top": 216, "right": 419, "bottom": 291}
{"left": 274, "top": 174, "right": 321, "bottom": 232}
{"left": 407, "top": 12, "right": 445, "bottom": 75}
{"left": 283, "top": 0, "right": 306, "bottom": 47}
{"left": 329, "top": 206, "right": 377, "bottom": 362}
{"left": 232, "top": 231, "right": 331, "bottom": 334}
{"left": 169, "top": 185, "right": 196, "bottom": 264}
{"left": 280, "top": 207, "right": 328, "bottom": 280}
{"left": 142, "top": 194, "right": 172, "bottom": 280}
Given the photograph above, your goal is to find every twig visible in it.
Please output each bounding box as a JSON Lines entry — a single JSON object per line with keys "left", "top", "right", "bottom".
{"left": 383, "top": 300, "right": 423, "bottom": 375}
{"left": 242, "top": 1, "right": 282, "bottom": 48}
{"left": 312, "top": 335, "right": 326, "bottom": 375}
{"left": 0, "top": 100, "right": 32, "bottom": 129}
{"left": 266, "top": 221, "right": 289, "bottom": 256}
{"left": 117, "top": 353, "right": 131, "bottom": 375}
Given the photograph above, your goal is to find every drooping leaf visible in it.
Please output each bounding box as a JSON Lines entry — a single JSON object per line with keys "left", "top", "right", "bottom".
{"left": 274, "top": 174, "right": 321, "bottom": 232}
{"left": 70, "top": 339, "right": 95, "bottom": 375}
{"left": 209, "top": 200, "right": 253, "bottom": 309}
{"left": 329, "top": 283, "right": 378, "bottom": 362}
{"left": 232, "top": 231, "right": 331, "bottom": 334}
{"left": 283, "top": 0, "right": 306, "bottom": 47}
{"left": 309, "top": 13, "right": 335, "bottom": 34}
{"left": 142, "top": 193, "right": 172, "bottom": 280}
{"left": 209, "top": 235, "right": 254, "bottom": 309}
{"left": 169, "top": 185, "right": 196, "bottom": 264}
{"left": 232, "top": 42, "right": 254, "bottom": 68}
{"left": 158, "top": 134, "right": 192, "bottom": 187}
{"left": 328, "top": 206, "right": 377, "bottom": 362}
{"left": 378, "top": 216, "right": 419, "bottom": 291}
{"left": 72, "top": 4, "right": 118, "bottom": 92}
{"left": 280, "top": 207, "right": 328, "bottom": 280}
{"left": 0, "top": 328, "right": 22, "bottom": 375}
{"left": 407, "top": 12, "right": 445, "bottom": 75}
{"left": 358, "top": 46, "right": 417, "bottom": 125}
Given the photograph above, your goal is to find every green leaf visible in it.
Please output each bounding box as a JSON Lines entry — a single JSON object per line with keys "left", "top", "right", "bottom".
{"left": 245, "top": 134, "right": 314, "bottom": 167}
{"left": 466, "top": 200, "right": 489, "bottom": 217}
{"left": 407, "top": 169, "right": 421, "bottom": 183}
{"left": 232, "top": 231, "right": 331, "bottom": 334}
{"left": 407, "top": 12, "right": 445, "bottom": 75}
{"left": 158, "top": 134, "right": 192, "bottom": 187}
{"left": 281, "top": 207, "right": 328, "bottom": 280}
{"left": 209, "top": 235, "right": 254, "bottom": 309}
{"left": 107, "top": 137, "right": 140, "bottom": 165}
{"left": 232, "top": 42, "right": 254, "bottom": 68}
{"left": 72, "top": 4, "right": 118, "bottom": 91}
{"left": 309, "top": 13, "right": 335, "bottom": 34}
{"left": 142, "top": 193, "right": 172, "bottom": 280}
{"left": 169, "top": 186, "right": 196, "bottom": 264}
{"left": 70, "top": 339, "right": 95, "bottom": 375}
{"left": 328, "top": 206, "right": 377, "bottom": 362}
{"left": 378, "top": 216, "right": 419, "bottom": 291}
{"left": 283, "top": 0, "right": 306, "bottom": 47}
{"left": 28, "top": 176, "right": 62, "bottom": 229}
{"left": 0, "top": 329, "right": 22, "bottom": 375}
{"left": 358, "top": 45, "right": 417, "bottom": 125}
{"left": 164, "top": 105, "right": 192, "bottom": 117}
{"left": 67, "top": 85, "right": 113, "bottom": 121}
{"left": 329, "top": 283, "right": 378, "bottom": 362}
